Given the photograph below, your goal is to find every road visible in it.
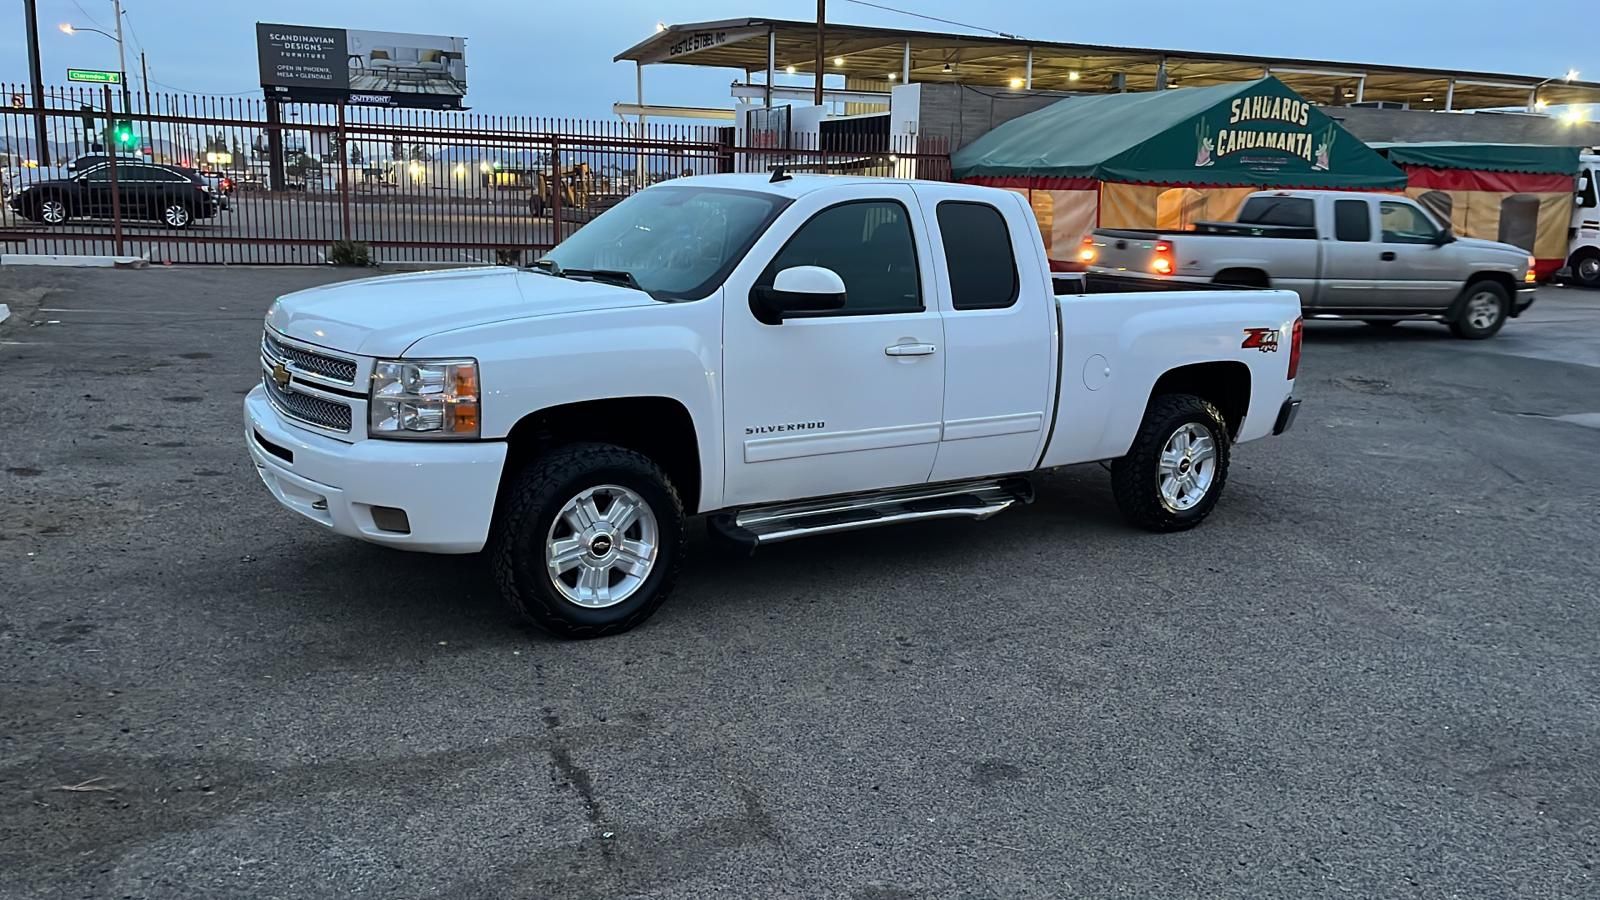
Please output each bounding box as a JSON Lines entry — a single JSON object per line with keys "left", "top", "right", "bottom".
{"left": 2, "top": 271, "right": 1598, "bottom": 899}
{"left": 0, "top": 193, "right": 567, "bottom": 264}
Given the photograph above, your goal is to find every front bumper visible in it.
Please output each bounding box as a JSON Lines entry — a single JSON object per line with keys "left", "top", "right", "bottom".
{"left": 244, "top": 386, "right": 507, "bottom": 554}
{"left": 1511, "top": 286, "right": 1537, "bottom": 317}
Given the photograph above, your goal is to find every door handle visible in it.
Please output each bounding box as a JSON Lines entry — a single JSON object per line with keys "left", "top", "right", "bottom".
{"left": 1380, "top": 251, "right": 1397, "bottom": 261}
{"left": 885, "top": 342, "right": 937, "bottom": 357}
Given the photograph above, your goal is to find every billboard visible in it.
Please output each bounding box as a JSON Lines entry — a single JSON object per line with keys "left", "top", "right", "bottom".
{"left": 256, "top": 23, "right": 467, "bottom": 109}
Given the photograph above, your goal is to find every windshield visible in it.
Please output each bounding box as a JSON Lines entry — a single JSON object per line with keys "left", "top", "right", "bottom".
{"left": 538, "top": 186, "right": 789, "bottom": 300}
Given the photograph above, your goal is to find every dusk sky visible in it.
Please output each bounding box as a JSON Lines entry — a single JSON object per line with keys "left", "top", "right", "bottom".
{"left": 4, "top": 0, "right": 1594, "bottom": 117}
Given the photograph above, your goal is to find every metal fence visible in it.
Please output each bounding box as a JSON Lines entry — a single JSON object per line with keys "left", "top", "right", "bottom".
{"left": 1, "top": 84, "right": 950, "bottom": 265}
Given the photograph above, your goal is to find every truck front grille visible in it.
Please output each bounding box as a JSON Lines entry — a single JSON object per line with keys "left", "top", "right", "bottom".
{"left": 263, "top": 332, "right": 357, "bottom": 384}
{"left": 262, "top": 373, "right": 353, "bottom": 432}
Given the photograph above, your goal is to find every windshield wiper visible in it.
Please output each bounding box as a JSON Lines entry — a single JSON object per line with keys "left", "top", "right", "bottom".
{"left": 530, "top": 258, "right": 564, "bottom": 277}
{"left": 565, "top": 268, "right": 644, "bottom": 292}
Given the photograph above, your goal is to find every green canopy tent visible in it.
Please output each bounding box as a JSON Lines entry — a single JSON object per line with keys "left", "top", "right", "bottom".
{"left": 950, "top": 77, "right": 1406, "bottom": 263}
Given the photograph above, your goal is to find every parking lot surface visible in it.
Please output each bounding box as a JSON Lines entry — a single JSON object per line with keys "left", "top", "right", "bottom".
{"left": 2, "top": 267, "right": 1598, "bottom": 899}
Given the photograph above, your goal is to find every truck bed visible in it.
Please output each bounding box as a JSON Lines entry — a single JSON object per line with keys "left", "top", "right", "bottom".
{"left": 1053, "top": 272, "right": 1258, "bottom": 296}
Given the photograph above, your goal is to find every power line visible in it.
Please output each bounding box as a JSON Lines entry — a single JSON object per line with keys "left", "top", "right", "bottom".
{"left": 67, "top": 0, "right": 107, "bottom": 30}
{"left": 839, "top": 0, "right": 1020, "bottom": 39}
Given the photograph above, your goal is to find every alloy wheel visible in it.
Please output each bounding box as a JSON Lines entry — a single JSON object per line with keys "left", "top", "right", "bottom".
{"left": 1158, "top": 422, "right": 1218, "bottom": 512}
{"left": 544, "top": 484, "right": 659, "bottom": 608}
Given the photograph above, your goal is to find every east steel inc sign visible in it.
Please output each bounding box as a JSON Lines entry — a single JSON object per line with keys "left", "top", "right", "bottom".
{"left": 67, "top": 68, "right": 122, "bottom": 85}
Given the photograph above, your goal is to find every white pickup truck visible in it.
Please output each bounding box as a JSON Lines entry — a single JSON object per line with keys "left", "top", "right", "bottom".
{"left": 1086, "top": 190, "right": 1537, "bottom": 338}
{"left": 245, "top": 174, "right": 1302, "bottom": 637}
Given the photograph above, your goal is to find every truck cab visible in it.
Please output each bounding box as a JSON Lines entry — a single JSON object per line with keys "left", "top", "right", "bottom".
{"left": 1569, "top": 155, "right": 1600, "bottom": 288}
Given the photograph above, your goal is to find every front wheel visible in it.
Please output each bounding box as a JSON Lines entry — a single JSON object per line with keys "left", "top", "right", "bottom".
{"left": 491, "top": 443, "right": 685, "bottom": 638}
{"left": 1571, "top": 250, "right": 1600, "bottom": 289}
{"left": 1111, "top": 394, "right": 1231, "bottom": 532}
{"left": 1449, "top": 281, "right": 1508, "bottom": 339}
{"left": 32, "top": 197, "right": 69, "bottom": 225}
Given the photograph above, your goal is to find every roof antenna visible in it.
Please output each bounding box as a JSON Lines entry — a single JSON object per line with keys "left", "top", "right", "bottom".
{"left": 769, "top": 165, "right": 791, "bottom": 183}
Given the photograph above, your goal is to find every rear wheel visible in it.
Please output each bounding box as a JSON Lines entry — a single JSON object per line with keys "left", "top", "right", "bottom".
{"left": 1449, "top": 281, "right": 1509, "bottom": 339}
{"left": 161, "top": 202, "right": 193, "bottom": 229}
{"left": 491, "top": 443, "right": 685, "bottom": 638}
{"left": 1571, "top": 250, "right": 1600, "bottom": 289}
{"left": 1111, "top": 394, "right": 1231, "bottom": 532}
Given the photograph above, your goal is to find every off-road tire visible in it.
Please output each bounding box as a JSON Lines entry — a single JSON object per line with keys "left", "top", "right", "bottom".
{"left": 1449, "top": 280, "right": 1509, "bottom": 340}
{"left": 491, "top": 443, "right": 685, "bottom": 639}
{"left": 1111, "top": 394, "right": 1231, "bottom": 532}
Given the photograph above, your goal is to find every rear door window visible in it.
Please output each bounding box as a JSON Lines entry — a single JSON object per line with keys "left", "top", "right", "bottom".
{"left": 1238, "top": 196, "right": 1315, "bottom": 227}
{"left": 936, "top": 201, "right": 1019, "bottom": 310}
{"left": 1334, "top": 199, "right": 1371, "bottom": 242}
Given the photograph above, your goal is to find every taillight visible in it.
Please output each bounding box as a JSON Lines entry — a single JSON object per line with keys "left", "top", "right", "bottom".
{"left": 1151, "top": 240, "right": 1175, "bottom": 276}
{"left": 1525, "top": 257, "right": 1537, "bottom": 284}
{"left": 1078, "top": 235, "right": 1096, "bottom": 263}
{"left": 1287, "top": 316, "right": 1304, "bottom": 380}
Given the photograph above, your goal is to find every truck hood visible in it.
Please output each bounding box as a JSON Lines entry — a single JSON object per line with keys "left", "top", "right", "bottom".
{"left": 1452, "top": 235, "right": 1528, "bottom": 258}
{"left": 264, "top": 266, "right": 656, "bottom": 357}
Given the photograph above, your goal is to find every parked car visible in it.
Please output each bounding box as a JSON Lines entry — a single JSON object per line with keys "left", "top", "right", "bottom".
{"left": 6, "top": 161, "right": 221, "bottom": 229}
{"left": 1085, "top": 190, "right": 1536, "bottom": 339}
{"left": 245, "top": 174, "right": 1302, "bottom": 637}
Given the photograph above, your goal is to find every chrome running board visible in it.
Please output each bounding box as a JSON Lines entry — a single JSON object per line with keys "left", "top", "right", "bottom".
{"left": 709, "top": 477, "right": 1033, "bottom": 552}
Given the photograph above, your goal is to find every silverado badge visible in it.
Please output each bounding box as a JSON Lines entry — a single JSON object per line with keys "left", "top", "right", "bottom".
{"left": 271, "top": 360, "right": 292, "bottom": 388}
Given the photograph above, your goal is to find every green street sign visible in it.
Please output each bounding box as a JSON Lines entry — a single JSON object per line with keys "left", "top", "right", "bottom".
{"left": 67, "top": 68, "right": 123, "bottom": 85}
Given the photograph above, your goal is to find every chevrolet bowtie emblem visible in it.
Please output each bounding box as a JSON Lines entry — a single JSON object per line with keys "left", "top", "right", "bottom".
{"left": 271, "top": 360, "right": 291, "bottom": 389}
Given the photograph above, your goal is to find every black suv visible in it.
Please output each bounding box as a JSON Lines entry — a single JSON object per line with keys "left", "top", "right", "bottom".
{"left": 7, "top": 161, "right": 221, "bottom": 229}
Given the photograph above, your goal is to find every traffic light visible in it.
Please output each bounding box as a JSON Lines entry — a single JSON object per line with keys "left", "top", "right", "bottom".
{"left": 112, "top": 121, "right": 136, "bottom": 147}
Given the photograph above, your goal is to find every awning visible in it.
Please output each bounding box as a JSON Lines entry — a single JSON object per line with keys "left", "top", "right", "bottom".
{"left": 951, "top": 77, "right": 1407, "bottom": 190}
{"left": 1369, "top": 141, "right": 1584, "bottom": 175}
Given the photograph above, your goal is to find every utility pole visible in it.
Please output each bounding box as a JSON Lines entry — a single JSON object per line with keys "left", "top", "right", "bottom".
{"left": 112, "top": 0, "right": 131, "bottom": 113}
{"left": 23, "top": 0, "right": 51, "bottom": 166}
{"left": 814, "top": 0, "right": 825, "bottom": 107}
{"left": 139, "top": 51, "right": 150, "bottom": 116}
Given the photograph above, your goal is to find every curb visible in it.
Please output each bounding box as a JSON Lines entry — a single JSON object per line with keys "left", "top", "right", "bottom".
{"left": 0, "top": 254, "right": 149, "bottom": 269}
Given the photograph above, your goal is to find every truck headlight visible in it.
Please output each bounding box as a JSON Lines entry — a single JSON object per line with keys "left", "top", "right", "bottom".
{"left": 369, "top": 358, "right": 480, "bottom": 439}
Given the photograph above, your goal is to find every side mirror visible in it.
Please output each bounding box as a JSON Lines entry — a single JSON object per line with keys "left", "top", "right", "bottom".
{"left": 1431, "top": 230, "right": 1455, "bottom": 247}
{"left": 750, "top": 265, "right": 847, "bottom": 325}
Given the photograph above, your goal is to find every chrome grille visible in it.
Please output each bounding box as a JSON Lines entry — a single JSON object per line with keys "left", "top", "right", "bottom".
{"left": 263, "top": 373, "right": 353, "bottom": 432}
{"left": 263, "top": 332, "right": 357, "bottom": 384}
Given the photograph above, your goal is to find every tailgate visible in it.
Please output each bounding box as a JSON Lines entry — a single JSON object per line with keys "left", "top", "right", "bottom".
{"left": 1084, "top": 230, "right": 1172, "bottom": 275}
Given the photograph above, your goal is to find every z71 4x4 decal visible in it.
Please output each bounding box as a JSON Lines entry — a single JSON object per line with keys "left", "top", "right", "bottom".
{"left": 1241, "top": 328, "right": 1281, "bottom": 352}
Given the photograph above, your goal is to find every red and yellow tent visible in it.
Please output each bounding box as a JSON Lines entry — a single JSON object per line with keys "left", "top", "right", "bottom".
{"left": 1372, "top": 142, "right": 1582, "bottom": 281}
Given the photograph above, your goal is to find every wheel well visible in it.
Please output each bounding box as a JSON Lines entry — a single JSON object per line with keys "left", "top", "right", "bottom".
{"left": 1569, "top": 246, "right": 1600, "bottom": 265}
{"left": 1212, "top": 268, "right": 1270, "bottom": 288}
{"left": 1149, "top": 361, "right": 1252, "bottom": 438}
{"left": 501, "top": 397, "right": 702, "bottom": 513}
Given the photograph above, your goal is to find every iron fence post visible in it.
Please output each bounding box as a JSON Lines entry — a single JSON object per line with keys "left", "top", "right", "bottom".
{"left": 337, "top": 104, "right": 351, "bottom": 241}
{"left": 104, "top": 85, "right": 123, "bottom": 256}
{"left": 550, "top": 137, "right": 562, "bottom": 246}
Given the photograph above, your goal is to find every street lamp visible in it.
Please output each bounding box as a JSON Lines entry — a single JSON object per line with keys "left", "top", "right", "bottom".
{"left": 1529, "top": 68, "right": 1581, "bottom": 112}
{"left": 60, "top": 6, "right": 132, "bottom": 114}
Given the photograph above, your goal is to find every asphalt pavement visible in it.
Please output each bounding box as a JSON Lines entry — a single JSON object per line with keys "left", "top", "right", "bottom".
{"left": 2, "top": 268, "right": 1598, "bottom": 899}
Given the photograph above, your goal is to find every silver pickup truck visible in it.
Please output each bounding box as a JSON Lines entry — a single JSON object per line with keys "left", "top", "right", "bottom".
{"left": 1085, "top": 190, "right": 1537, "bottom": 339}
